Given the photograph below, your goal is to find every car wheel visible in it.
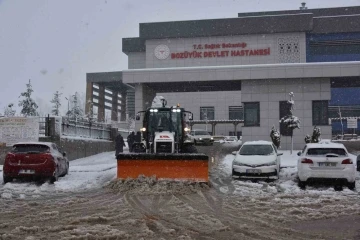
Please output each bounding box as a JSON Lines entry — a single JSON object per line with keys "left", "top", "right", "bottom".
{"left": 298, "top": 179, "right": 306, "bottom": 189}
{"left": 50, "top": 168, "right": 59, "bottom": 184}
{"left": 65, "top": 162, "right": 69, "bottom": 175}
{"left": 348, "top": 181, "right": 356, "bottom": 190}
{"left": 60, "top": 162, "right": 69, "bottom": 177}
{"left": 3, "top": 176, "right": 13, "bottom": 184}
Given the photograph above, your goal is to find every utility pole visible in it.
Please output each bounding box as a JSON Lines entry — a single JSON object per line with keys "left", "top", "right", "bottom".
{"left": 338, "top": 106, "right": 344, "bottom": 138}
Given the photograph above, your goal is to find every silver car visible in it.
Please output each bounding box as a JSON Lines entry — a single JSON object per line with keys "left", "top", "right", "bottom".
{"left": 189, "top": 130, "right": 214, "bottom": 145}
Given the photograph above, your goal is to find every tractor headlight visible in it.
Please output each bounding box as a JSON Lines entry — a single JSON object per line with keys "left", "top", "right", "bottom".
{"left": 184, "top": 127, "right": 190, "bottom": 132}
{"left": 210, "top": 137, "right": 214, "bottom": 140}
{"left": 140, "top": 127, "right": 146, "bottom": 132}
{"left": 199, "top": 138, "right": 202, "bottom": 140}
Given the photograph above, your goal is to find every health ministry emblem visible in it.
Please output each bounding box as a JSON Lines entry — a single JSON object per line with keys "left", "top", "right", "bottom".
{"left": 154, "top": 45, "right": 170, "bottom": 60}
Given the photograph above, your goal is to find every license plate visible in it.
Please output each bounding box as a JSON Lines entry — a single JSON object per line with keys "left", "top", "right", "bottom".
{"left": 246, "top": 169, "right": 261, "bottom": 174}
{"left": 19, "top": 169, "right": 35, "bottom": 174}
{"left": 319, "top": 162, "right": 336, "bottom": 167}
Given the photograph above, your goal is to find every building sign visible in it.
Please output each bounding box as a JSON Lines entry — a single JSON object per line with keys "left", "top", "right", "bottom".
{"left": 347, "top": 118, "right": 357, "bottom": 129}
{"left": 154, "top": 45, "right": 170, "bottom": 59}
{"left": 166, "top": 42, "right": 270, "bottom": 60}
{"left": 0, "top": 117, "right": 39, "bottom": 146}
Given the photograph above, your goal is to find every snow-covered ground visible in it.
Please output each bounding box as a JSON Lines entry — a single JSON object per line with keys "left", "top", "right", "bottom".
{"left": 0, "top": 150, "right": 124, "bottom": 199}
{"left": 1, "top": 148, "right": 360, "bottom": 239}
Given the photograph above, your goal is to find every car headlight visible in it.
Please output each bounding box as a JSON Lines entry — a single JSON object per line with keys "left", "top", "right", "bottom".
{"left": 263, "top": 160, "right": 277, "bottom": 166}
{"left": 199, "top": 138, "right": 202, "bottom": 140}
{"left": 233, "top": 161, "right": 246, "bottom": 166}
{"left": 210, "top": 137, "right": 213, "bottom": 140}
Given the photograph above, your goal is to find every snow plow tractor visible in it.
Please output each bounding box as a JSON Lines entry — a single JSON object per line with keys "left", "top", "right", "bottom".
{"left": 116, "top": 97, "right": 209, "bottom": 182}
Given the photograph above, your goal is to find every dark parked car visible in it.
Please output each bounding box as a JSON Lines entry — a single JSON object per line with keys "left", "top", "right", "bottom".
{"left": 3, "top": 142, "right": 69, "bottom": 184}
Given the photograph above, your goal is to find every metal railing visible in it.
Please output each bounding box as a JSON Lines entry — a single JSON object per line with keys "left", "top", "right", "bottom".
{"left": 61, "top": 117, "right": 111, "bottom": 140}
{"left": 39, "top": 116, "right": 47, "bottom": 136}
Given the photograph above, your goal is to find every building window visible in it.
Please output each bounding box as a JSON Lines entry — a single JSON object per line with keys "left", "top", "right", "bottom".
{"left": 229, "top": 106, "right": 243, "bottom": 120}
{"left": 313, "top": 101, "right": 329, "bottom": 126}
{"left": 228, "top": 131, "right": 242, "bottom": 138}
{"left": 279, "top": 101, "right": 292, "bottom": 136}
{"left": 200, "top": 107, "right": 214, "bottom": 120}
{"left": 244, "top": 102, "right": 260, "bottom": 126}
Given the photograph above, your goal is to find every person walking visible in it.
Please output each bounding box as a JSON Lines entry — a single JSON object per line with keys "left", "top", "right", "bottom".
{"left": 115, "top": 133, "right": 126, "bottom": 157}
{"left": 127, "top": 131, "right": 135, "bottom": 152}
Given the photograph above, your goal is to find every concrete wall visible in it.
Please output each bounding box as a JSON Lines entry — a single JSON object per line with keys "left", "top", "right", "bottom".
{"left": 128, "top": 52, "right": 146, "bottom": 69}
{"left": 242, "top": 78, "right": 332, "bottom": 150}
{"left": 144, "top": 32, "right": 306, "bottom": 68}
{"left": 0, "top": 138, "right": 115, "bottom": 164}
{"left": 158, "top": 91, "right": 242, "bottom": 135}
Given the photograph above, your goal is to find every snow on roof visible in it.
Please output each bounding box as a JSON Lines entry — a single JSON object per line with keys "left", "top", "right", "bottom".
{"left": 243, "top": 140, "right": 272, "bottom": 145}
{"left": 13, "top": 142, "right": 53, "bottom": 147}
{"left": 306, "top": 142, "right": 346, "bottom": 149}
{"left": 314, "top": 14, "right": 360, "bottom": 18}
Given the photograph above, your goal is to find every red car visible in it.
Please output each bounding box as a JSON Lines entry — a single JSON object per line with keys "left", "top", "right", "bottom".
{"left": 3, "top": 142, "right": 69, "bottom": 184}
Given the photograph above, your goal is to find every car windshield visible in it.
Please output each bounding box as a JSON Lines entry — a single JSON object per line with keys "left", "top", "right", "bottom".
{"left": 195, "top": 131, "right": 209, "bottom": 135}
{"left": 306, "top": 148, "right": 347, "bottom": 156}
{"left": 239, "top": 144, "right": 274, "bottom": 155}
{"left": 11, "top": 144, "right": 49, "bottom": 153}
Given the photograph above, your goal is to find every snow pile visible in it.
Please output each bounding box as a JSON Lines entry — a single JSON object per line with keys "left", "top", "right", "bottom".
{"left": 106, "top": 176, "right": 210, "bottom": 195}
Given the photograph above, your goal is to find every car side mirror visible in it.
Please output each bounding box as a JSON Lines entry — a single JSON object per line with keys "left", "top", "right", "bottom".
{"left": 297, "top": 151, "right": 301, "bottom": 156}
{"left": 232, "top": 151, "right": 237, "bottom": 155}
{"left": 135, "top": 114, "right": 140, "bottom": 121}
{"left": 63, "top": 151, "right": 67, "bottom": 157}
{"left": 277, "top": 153, "right": 283, "bottom": 156}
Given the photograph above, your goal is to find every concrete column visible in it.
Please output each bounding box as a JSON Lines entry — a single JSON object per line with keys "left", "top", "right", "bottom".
{"left": 134, "top": 84, "right": 156, "bottom": 131}
{"left": 212, "top": 123, "right": 216, "bottom": 135}
{"left": 97, "top": 85, "right": 105, "bottom": 122}
{"left": 85, "top": 82, "right": 93, "bottom": 115}
{"left": 120, "top": 91, "right": 127, "bottom": 121}
{"left": 233, "top": 123, "right": 237, "bottom": 135}
{"left": 111, "top": 91, "right": 118, "bottom": 122}
{"left": 126, "top": 89, "right": 135, "bottom": 119}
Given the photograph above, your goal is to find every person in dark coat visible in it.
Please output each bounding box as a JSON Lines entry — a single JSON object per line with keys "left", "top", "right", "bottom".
{"left": 127, "top": 131, "right": 135, "bottom": 152}
{"left": 115, "top": 133, "right": 126, "bottom": 157}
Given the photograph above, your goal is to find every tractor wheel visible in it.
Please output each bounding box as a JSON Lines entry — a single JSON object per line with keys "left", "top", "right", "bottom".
{"left": 182, "top": 145, "right": 198, "bottom": 153}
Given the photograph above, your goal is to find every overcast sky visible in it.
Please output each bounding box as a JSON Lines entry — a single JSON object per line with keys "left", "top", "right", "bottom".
{"left": 1, "top": 0, "right": 359, "bottom": 115}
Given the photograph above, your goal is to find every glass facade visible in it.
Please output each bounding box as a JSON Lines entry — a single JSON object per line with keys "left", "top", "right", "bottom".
{"left": 244, "top": 102, "right": 260, "bottom": 126}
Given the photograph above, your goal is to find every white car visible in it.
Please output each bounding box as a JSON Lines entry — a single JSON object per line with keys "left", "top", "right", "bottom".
{"left": 224, "top": 136, "right": 238, "bottom": 143}
{"left": 232, "top": 141, "right": 282, "bottom": 180}
{"left": 189, "top": 129, "right": 214, "bottom": 145}
{"left": 297, "top": 142, "right": 356, "bottom": 190}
